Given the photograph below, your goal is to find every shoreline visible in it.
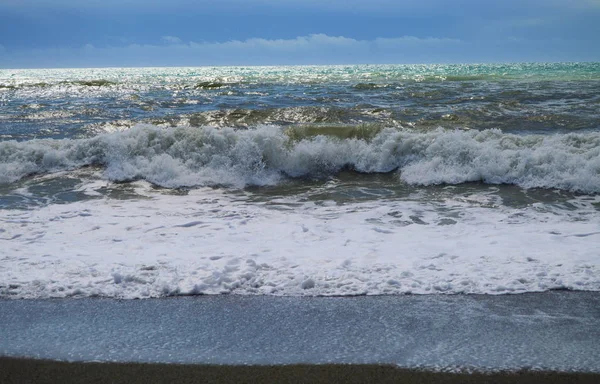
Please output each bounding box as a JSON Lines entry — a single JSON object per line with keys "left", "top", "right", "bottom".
{"left": 2, "top": 357, "right": 600, "bottom": 384}
{"left": 2, "top": 292, "right": 599, "bottom": 382}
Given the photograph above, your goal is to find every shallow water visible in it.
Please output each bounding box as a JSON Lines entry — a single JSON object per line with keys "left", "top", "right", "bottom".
{"left": 1, "top": 293, "right": 599, "bottom": 371}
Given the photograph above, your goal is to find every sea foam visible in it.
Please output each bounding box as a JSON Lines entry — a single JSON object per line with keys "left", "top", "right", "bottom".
{"left": 1, "top": 185, "right": 598, "bottom": 299}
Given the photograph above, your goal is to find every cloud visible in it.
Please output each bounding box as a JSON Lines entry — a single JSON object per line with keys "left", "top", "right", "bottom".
{"left": 1, "top": 33, "right": 597, "bottom": 69}
{"left": 180, "top": 34, "right": 461, "bottom": 57}
{"left": 0, "top": 34, "right": 465, "bottom": 68}
{"left": 161, "top": 36, "right": 182, "bottom": 45}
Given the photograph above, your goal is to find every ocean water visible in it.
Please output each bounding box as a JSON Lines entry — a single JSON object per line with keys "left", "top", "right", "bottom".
{"left": 1, "top": 63, "right": 599, "bottom": 299}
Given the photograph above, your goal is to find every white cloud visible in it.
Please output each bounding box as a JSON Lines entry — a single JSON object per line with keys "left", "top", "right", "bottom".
{"left": 185, "top": 34, "right": 462, "bottom": 57}
{"left": 2, "top": 33, "right": 597, "bottom": 68}
{"left": 1, "top": 34, "right": 466, "bottom": 68}
{"left": 161, "top": 36, "right": 182, "bottom": 45}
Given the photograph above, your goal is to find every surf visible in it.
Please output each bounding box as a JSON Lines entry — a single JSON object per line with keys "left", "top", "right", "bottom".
{"left": 1, "top": 124, "right": 599, "bottom": 193}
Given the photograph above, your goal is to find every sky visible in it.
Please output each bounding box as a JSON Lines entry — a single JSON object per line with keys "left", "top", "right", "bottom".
{"left": 0, "top": 0, "right": 599, "bottom": 68}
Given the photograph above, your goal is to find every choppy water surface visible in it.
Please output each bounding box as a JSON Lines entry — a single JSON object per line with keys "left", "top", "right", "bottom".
{"left": 2, "top": 63, "right": 599, "bottom": 140}
{"left": 1, "top": 63, "right": 599, "bottom": 298}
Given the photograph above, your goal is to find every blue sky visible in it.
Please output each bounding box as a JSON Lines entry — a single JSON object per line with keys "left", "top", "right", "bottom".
{"left": 0, "top": 0, "right": 599, "bottom": 68}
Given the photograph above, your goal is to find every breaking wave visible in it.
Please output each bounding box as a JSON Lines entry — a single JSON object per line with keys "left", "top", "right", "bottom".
{"left": 1, "top": 125, "right": 599, "bottom": 192}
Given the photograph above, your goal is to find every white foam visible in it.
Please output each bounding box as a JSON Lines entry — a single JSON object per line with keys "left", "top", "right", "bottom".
{"left": 1, "top": 125, "right": 600, "bottom": 192}
{"left": 1, "top": 186, "right": 599, "bottom": 299}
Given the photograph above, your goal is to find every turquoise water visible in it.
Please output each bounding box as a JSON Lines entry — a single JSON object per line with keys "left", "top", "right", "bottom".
{"left": 1, "top": 63, "right": 599, "bottom": 141}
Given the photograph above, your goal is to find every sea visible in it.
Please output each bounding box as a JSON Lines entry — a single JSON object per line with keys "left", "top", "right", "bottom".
{"left": 1, "top": 63, "right": 599, "bottom": 299}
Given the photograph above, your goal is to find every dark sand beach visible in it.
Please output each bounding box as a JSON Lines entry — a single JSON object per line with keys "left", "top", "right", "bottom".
{"left": 2, "top": 357, "right": 600, "bottom": 384}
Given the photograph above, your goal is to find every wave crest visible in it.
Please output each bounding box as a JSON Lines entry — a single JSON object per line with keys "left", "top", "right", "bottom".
{"left": 1, "top": 125, "right": 599, "bottom": 192}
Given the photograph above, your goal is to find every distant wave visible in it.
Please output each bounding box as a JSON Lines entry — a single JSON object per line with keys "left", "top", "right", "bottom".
{"left": 1, "top": 125, "right": 599, "bottom": 192}
{"left": 79, "top": 104, "right": 596, "bottom": 134}
{"left": 0, "top": 79, "right": 117, "bottom": 89}
{"left": 2, "top": 62, "right": 599, "bottom": 91}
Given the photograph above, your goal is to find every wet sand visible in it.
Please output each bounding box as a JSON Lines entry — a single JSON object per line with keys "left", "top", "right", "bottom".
{"left": 1, "top": 357, "right": 600, "bottom": 384}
